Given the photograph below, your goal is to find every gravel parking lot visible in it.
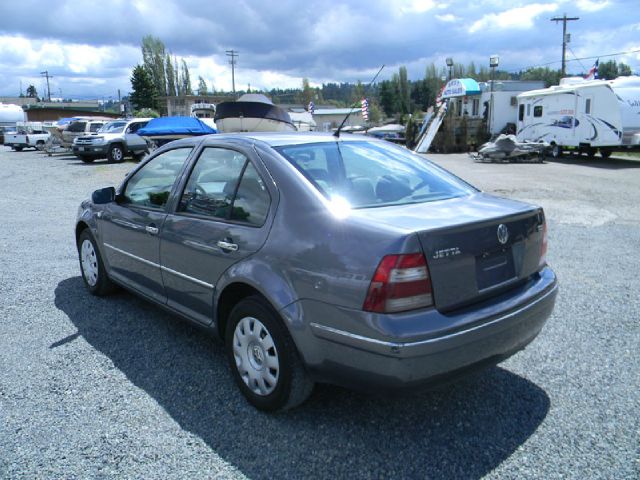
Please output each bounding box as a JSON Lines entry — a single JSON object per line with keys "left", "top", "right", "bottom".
{"left": 1, "top": 146, "right": 638, "bottom": 479}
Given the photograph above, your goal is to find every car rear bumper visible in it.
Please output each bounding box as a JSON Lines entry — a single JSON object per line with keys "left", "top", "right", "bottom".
{"left": 283, "top": 267, "right": 558, "bottom": 390}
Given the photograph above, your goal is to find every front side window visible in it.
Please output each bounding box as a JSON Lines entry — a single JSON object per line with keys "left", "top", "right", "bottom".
{"left": 277, "top": 141, "right": 476, "bottom": 208}
{"left": 123, "top": 147, "right": 192, "bottom": 209}
{"left": 89, "top": 123, "right": 103, "bottom": 132}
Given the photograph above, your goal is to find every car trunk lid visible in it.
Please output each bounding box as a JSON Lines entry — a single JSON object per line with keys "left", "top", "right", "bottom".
{"left": 351, "top": 193, "right": 545, "bottom": 311}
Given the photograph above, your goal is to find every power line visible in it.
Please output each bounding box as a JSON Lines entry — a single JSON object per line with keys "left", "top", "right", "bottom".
{"left": 225, "top": 50, "right": 238, "bottom": 97}
{"left": 510, "top": 48, "right": 640, "bottom": 73}
{"left": 551, "top": 14, "right": 579, "bottom": 77}
{"left": 40, "top": 70, "right": 53, "bottom": 101}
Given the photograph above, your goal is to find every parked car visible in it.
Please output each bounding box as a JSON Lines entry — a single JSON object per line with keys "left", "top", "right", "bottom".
{"left": 0, "top": 126, "right": 15, "bottom": 145}
{"left": 76, "top": 132, "right": 558, "bottom": 411}
{"left": 4, "top": 125, "right": 50, "bottom": 151}
{"left": 73, "top": 118, "right": 151, "bottom": 163}
{"left": 63, "top": 119, "right": 109, "bottom": 147}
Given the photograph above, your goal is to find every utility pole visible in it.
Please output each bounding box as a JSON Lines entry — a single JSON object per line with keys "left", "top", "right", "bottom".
{"left": 225, "top": 50, "right": 238, "bottom": 97}
{"left": 551, "top": 14, "right": 579, "bottom": 78}
{"left": 40, "top": 70, "right": 53, "bottom": 101}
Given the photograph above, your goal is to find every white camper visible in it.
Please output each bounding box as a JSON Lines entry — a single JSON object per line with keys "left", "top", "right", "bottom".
{"left": 516, "top": 76, "right": 640, "bottom": 158}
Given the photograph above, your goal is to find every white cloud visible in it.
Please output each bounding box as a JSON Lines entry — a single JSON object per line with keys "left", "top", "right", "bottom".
{"left": 435, "top": 13, "right": 458, "bottom": 22}
{"left": 399, "top": 0, "right": 437, "bottom": 14}
{"left": 575, "top": 0, "right": 611, "bottom": 12}
{"left": 469, "top": 3, "right": 559, "bottom": 34}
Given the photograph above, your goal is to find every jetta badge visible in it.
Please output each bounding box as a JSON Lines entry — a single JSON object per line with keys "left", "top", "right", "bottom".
{"left": 497, "top": 224, "right": 509, "bottom": 245}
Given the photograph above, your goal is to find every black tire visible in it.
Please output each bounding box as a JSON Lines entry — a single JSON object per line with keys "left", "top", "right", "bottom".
{"left": 107, "top": 144, "right": 125, "bottom": 163}
{"left": 550, "top": 144, "right": 562, "bottom": 158}
{"left": 35, "top": 140, "right": 45, "bottom": 151}
{"left": 599, "top": 148, "right": 612, "bottom": 159}
{"left": 77, "top": 229, "right": 118, "bottom": 296}
{"left": 79, "top": 156, "right": 95, "bottom": 163}
{"left": 225, "top": 295, "right": 314, "bottom": 412}
{"left": 133, "top": 150, "right": 148, "bottom": 162}
{"left": 14, "top": 146, "right": 23, "bottom": 152}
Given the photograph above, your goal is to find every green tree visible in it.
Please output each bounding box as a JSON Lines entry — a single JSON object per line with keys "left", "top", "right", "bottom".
{"left": 166, "top": 54, "right": 176, "bottom": 96}
{"left": 130, "top": 64, "right": 156, "bottom": 110}
{"left": 141, "top": 35, "right": 166, "bottom": 97}
{"left": 299, "top": 77, "right": 314, "bottom": 106}
{"left": 398, "top": 66, "right": 410, "bottom": 114}
{"left": 181, "top": 59, "right": 193, "bottom": 95}
{"left": 519, "top": 67, "right": 561, "bottom": 87}
{"left": 598, "top": 60, "right": 633, "bottom": 80}
{"left": 26, "top": 85, "right": 38, "bottom": 98}
{"left": 378, "top": 80, "right": 397, "bottom": 117}
{"left": 197, "top": 76, "right": 208, "bottom": 95}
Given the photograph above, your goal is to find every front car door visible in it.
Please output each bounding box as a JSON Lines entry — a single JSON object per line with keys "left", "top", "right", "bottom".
{"left": 100, "top": 146, "right": 193, "bottom": 303}
{"left": 160, "top": 145, "right": 275, "bottom": 325}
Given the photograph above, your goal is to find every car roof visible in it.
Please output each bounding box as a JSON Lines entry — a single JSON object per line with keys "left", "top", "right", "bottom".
{"left": 199, "top": 131, "right": 379, "bottom": 148}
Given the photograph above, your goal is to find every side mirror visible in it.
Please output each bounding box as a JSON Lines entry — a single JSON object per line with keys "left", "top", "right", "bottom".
{"left": 92, "top": 186, "right": 116, "bottom": 204}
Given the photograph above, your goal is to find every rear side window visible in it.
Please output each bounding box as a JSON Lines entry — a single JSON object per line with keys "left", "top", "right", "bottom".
{"left": 518, "top": 104, "right": 525, "bottom": 121}
{"left": 67, "top": 121, "right": 86, "bottom": 132}
{"left": 533, "top": 106, "right": 543, "bottom": 117}
{"left": 123, "top": 148, "right": 192, "bottom": 208}
{"left": 178, "top": 147, "right": 271, "bottom": 226}
{"left": 276, "top": 141, "right": 476, "bottom": 208}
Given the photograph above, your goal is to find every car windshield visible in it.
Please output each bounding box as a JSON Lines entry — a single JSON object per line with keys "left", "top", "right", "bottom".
{"left": 275, "top": 140, "right": 476, "bottom": 208}
{"left": 97, "top": 121, "right": 127, "bottom": 133}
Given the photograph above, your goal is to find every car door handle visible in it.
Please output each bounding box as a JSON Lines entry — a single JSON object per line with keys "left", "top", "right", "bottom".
{"left": 145, "top": 225, "right": 159, "bottom": 235}
{"left": 217, "top": 240, "right": 238, "bottom": 252}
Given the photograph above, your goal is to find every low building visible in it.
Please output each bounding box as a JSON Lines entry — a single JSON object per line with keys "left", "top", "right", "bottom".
{"left": 160, "top": 95, "right": 232, "bottom": 117}
{"left": 434, "top": 78, "right": 545, "bottom": 152}
{"left": 312, "top": 108, "right": 365, "bottom": 131}
{"left": 23, "top": 104, "right": 120, "bottom": 122}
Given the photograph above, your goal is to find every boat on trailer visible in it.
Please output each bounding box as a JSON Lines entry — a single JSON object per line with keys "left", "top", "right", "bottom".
{"left": 214, "top": 94, "right": 296, "bottom": 133}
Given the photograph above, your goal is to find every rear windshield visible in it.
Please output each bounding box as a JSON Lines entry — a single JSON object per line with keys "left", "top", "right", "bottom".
{"left": 275, "top": 140, "right": 476, "bottom": 208}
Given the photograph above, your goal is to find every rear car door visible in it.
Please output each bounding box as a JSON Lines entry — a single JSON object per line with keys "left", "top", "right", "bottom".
{"left": 125, "top": 121, "right": 149, "bottom": 154}
{"left": 160, "top": 145, "right": 275, "bottom": 325}
{"left": 100, "top": 147, "right": 193, "bottom": 303}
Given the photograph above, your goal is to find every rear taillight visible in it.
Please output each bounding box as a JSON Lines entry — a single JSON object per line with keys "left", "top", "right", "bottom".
{"left": 363, "top": 253, "right": 433, "bottom": 313}
{"left": 539, "top": 219, "right": 548, "bottom": 267}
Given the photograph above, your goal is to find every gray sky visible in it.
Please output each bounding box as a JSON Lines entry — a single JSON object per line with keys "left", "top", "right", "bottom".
{"left": 0, "top": 0, "right": 638, "bottom": 99}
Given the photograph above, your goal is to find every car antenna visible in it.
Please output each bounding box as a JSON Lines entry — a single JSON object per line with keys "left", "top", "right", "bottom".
{"left": 333, "top": 65, "right": 385, "bottom": 138}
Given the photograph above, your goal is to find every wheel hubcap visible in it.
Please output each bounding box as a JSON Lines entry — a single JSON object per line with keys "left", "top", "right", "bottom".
{"left": 113, "top": 148, "right": 122, "bottom": 161}
{"left": 80, "top": 239, "right": 99, "bottom": 287}
{"left": 233, "top": 316, "right": 279, "bottom": 396}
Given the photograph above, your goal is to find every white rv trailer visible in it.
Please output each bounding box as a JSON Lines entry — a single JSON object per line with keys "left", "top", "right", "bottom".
{"left": 516, "top": 76, "right": 640, "bottom": 158}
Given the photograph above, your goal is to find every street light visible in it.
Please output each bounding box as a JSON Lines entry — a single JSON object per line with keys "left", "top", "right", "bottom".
{"left": 488, "top": 54, "right": 499, "bottom": 136}
{"left": 446, "top": 57, "right": 454, "bottom": 80}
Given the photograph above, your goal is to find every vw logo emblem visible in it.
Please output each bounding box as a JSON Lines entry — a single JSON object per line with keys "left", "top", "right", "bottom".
{"left": 497, "top": 224, "right": 509, "bottom": 245}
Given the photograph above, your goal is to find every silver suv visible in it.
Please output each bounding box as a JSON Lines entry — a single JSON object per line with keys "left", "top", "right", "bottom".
{"left": 73, "top": 118, "right": 151, "bottom": 163}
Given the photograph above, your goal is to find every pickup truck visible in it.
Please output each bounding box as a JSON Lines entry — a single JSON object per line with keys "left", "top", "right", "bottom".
{"left": 4, "top": 127, "right": 50, "bottom": 151}
{"left": 72, "top": 118, "right": 151, "bottom": 163}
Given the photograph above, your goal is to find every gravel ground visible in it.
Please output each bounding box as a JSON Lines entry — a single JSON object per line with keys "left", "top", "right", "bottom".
{"left": 0, "top": 147, "right": 638, "bottom": 479}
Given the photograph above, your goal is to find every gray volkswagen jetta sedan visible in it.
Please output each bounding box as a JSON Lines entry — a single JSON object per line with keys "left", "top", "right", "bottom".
{"left": 76, "top": 132, "right": 558, "bottom": 411}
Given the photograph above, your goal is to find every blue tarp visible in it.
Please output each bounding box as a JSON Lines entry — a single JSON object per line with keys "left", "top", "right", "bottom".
{"left": 137, "top": 116, "right": 217, "bottom": 136}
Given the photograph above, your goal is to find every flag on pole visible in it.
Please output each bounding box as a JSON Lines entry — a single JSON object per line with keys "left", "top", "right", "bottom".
{"left": 361, "top": 98, "right": 369, "bottom": 121}
{"left": 308, "top": 100, "right": 315, "bottom": 114}
{"left": 585, "top": 59, "right": 599, "bottom": 80}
